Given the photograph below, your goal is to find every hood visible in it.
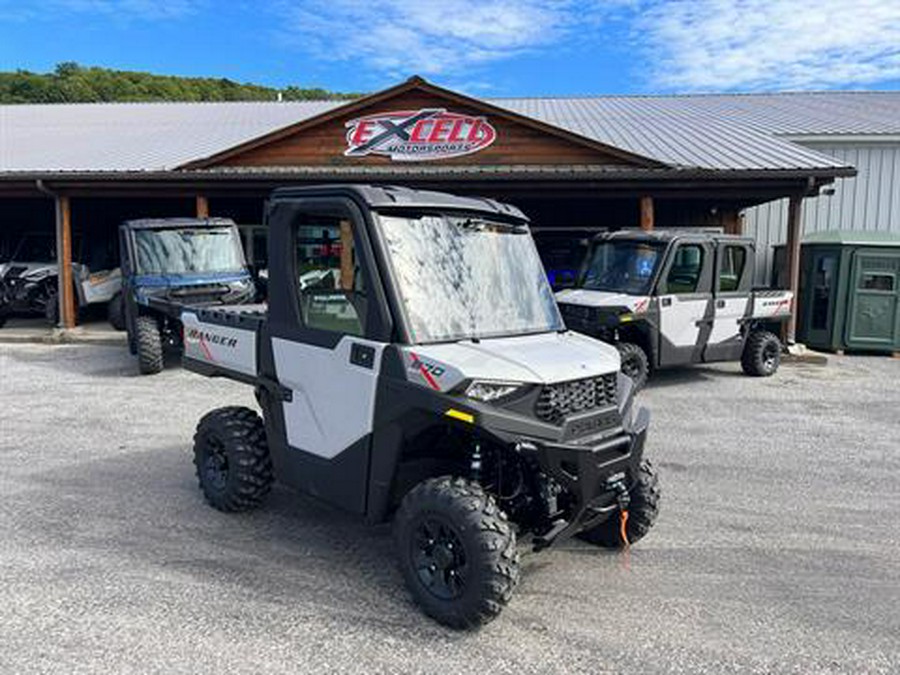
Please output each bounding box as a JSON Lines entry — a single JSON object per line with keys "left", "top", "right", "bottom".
{"left": 0, "top": 262, "right": 58, "bottom": 280}
{"left": 401, "top": 331, "right": 620, "bottom": 392}
{"left": 556, "top": 288, "right": 651, "bottom": 313}
{"left": 132, "top": 270, "right": 251, "bottom": 288}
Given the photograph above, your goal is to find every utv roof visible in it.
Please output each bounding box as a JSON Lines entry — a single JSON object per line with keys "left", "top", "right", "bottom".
{"left": 595, "top": 230, "right": 754, "bottom": 245}
{"left": 270, "top": 184, "right": 528, "bottom": 221}
{"left": 121, "top": 217, "right": 237, "bottom": 230}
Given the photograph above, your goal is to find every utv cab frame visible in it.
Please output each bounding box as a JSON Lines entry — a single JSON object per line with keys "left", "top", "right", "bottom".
{"left": 181, "top": 185, "right": 660, "bottom": 629}
{"left": 118, "top": 218, "right": 256, "bottom": 374}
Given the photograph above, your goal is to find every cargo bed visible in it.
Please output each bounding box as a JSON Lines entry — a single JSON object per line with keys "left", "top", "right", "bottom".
{"left": 182, "top": 303, "right": 267, "bottom": 382}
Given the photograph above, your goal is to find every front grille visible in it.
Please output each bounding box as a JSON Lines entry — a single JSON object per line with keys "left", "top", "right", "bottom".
{"left": 535, "top": 373, "right": 618, "bottom": 425}
{"left": 559, "top": 303, "right": 593, "bottom": 320}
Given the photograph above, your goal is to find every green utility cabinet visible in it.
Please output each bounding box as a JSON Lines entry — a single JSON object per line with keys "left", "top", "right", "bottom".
{"left": 774, "top": 231, "right": 900, "bottom": 353}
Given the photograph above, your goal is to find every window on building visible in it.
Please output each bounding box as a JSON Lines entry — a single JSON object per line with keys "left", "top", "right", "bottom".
{"left": 294, "top": 217, "right": 366, "bottom": 336}
{"left": 860, "top": 273, "right": 894, "bottom": 292}
{"left": 811, "top": 255, "right": 837, "bottom": 331}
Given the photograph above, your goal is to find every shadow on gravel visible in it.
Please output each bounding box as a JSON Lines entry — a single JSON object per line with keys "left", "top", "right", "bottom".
{"left": 643, "top": 365, "right": 743, "bottom": 390}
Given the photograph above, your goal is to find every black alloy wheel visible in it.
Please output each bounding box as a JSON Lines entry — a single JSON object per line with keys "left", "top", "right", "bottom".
{"left": 412, "top": 516, "right": 468, "bottom": 601}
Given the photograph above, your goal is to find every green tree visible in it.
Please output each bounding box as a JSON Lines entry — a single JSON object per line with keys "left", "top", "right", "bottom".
{"left": 0, "top": 63, "right": 362, "bottom": 104}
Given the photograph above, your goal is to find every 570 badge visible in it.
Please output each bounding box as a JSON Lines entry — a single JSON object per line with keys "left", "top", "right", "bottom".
{"left": 408, "top": 351, "right": 446, "bottom": 391}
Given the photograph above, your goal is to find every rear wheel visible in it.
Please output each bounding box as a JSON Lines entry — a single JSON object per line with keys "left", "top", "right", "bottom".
{"left": 617, "top": 342, "right": 649, "bottom": 390}
{"left": 193, "top": 406, "right": 273, "bottom": 512}
{"left": 741, "top": 330, "right": 782, "bottom": 377}
{"left": 136, "top": 315, "right": 164, "bottom": 374}
{"left": 578, "top": 460, "right": 660, "bottom": 548}
{"left": 394, "top": 476, "right": 520, "bottom": 629}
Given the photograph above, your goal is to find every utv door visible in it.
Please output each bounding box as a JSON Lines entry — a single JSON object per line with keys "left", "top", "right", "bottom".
{"left": 656, "top": 239, "right": 714, "bottom": 366}
{"left": 263, "top": 198, "right": 393, "bottom": 514}
{"left": 704, "top": 241, "right": 753, "bottom": 362}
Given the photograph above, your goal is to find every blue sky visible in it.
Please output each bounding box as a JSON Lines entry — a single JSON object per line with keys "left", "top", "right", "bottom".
{"left": 1, "top": 0, "right": 899, "bottom": 96}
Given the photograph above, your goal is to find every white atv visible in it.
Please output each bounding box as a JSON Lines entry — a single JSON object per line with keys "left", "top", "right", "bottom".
{"left": 177, "top": 185, "right": 660, "bottom": 629}
{"left": 556, "top": 231, "right": 792, "bottom": 388}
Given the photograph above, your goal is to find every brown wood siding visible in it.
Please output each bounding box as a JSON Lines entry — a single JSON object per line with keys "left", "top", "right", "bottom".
{"left": 218, "top": 91, "right": 632, "bottom": 168}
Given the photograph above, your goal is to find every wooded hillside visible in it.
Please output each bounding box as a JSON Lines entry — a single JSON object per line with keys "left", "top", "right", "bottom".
{"left": 0, "top": 63, "right": 359, "bottom": 103}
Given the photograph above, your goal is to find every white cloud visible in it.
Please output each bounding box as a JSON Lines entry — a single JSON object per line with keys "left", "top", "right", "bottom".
{"left": 637, "top": 0, "right": 900, "bottom": 91}
{"left": 273, "top": 0, "right": 624, "bottom": 81}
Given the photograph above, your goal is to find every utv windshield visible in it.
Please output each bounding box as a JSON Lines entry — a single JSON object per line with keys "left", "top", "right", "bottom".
{"left": 12, "top": 235, "right": 56, "bottom": 262}
{"left": 377, "top": 213, "right": 563, "bottom": 343}
{"left": 580, "top": 240, "right": 663, "bottom": 295}
{"left": 134, "top": 227, "right": 245, "bottom": 276}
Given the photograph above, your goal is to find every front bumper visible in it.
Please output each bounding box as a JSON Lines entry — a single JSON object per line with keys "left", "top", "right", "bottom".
{"left": 526, "top": 406, "right": 649, "bottom": 549}
{"left": 471, "top": 387, "right": 649, "bottom": 550}
{"left": 0, "top": 276, "right": 46, "bottom": 315}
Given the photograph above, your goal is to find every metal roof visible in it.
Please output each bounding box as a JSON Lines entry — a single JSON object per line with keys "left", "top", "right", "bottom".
{"left": 491, "top": 96, "right": 860, "bottom": 171}
{"left": 630, "top": 91, "right": 900, "bottom": 136}
{"left": 3, "top": 90, "right": 894, "bottom": 175}
{"left": 801, "top": 230, "right": 900, "bottom": 246}
{"left": 0, "top": 101, "right": 342, "bottom": 172}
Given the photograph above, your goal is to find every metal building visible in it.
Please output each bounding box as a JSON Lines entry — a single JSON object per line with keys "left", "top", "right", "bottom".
{"left": 665, "top": 92, "right": 900, "bottom": 281}
{"left": 6, "top": 78, "right": 897, "bottom": 341}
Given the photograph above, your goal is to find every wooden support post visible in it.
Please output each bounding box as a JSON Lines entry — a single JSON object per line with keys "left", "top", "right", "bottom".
{"left": 339, "top": 220, "right": 354, "bottom": 291}
{"left": 722, "top": 210, "right": 743, "bottom": 235}
{"left": 784, "top": 194, "right": 803, "bottom": 344}
{"left": 196, "top": 195, "right": 209, "bottom": 219}
{"left": 639, "top": 196, "right": 654, "bottom": 231}
{"left": 55, "top": 195, "right": 77, "bottom": 329}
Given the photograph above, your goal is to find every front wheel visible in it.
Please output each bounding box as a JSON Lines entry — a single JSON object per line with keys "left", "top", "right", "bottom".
{"left": 193, "top": 406, "right": 273, "bottom": 512}
{"left": 394, "top": 477, "right": 520, "bottom": 629}
{"left": 136, "top": 315, "right": 164, "bottom": 374}
{"left": 578, "top": 460, "right": 660, "bottom": 548}
{"left": 617, "top": 342, "right": 650, "bottom": 390}
{"left": 741, "top": 330, "right": 782, "bottom": 377}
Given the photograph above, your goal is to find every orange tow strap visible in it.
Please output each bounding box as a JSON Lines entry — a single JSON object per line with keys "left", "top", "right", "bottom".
{"left": 619, "top": 509, "right": 630, "bottom": 547}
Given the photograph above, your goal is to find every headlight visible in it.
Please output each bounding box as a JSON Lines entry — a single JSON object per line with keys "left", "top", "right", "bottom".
{"left": 464, "top": 380, "right": 523, "bottom": 402}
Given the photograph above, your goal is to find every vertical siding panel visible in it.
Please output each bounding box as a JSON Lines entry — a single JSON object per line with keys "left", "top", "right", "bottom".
{"left": 888, "top": 146, "right": 899, "bottom": 232}
{"left": 743, "top": 142, "right": 900, "bottom": 284}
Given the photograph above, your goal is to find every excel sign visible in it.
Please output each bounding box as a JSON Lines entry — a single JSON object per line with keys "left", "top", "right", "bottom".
{"left": 344, "top": 108, "right": 497, "bottom": 161}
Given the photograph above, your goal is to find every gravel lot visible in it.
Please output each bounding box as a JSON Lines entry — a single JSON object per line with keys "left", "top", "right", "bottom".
{"left": 0, "top": 344, "right": 898, "bottom": 674}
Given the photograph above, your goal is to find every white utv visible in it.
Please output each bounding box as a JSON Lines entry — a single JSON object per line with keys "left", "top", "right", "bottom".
{"left": 179, "top": 185, "right": 659, "bottom": 629}
{"left": 556, "top": 231, "right": 793, "bottom": 388}
{"left": 0, "top": 233, "right": 121, "bottom": 327}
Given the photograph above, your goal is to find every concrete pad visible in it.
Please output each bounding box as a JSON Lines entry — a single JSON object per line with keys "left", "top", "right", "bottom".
{"left": 783, "top": 342, "right": 829, "bottom": 366}
{"left": 0, "top": 317, "right": 126, "bottom": 346}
